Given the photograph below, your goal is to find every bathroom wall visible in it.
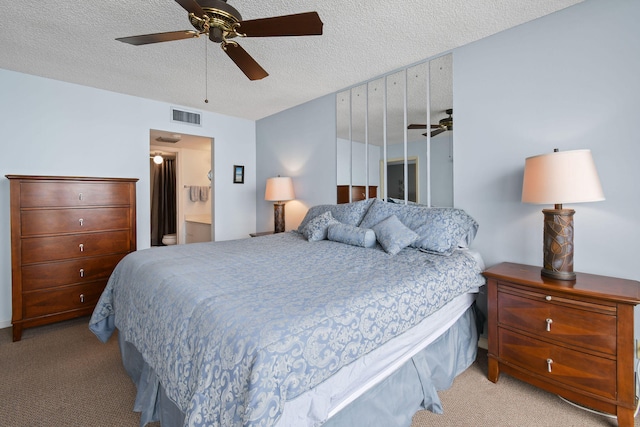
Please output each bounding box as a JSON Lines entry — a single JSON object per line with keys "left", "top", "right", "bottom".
{"left": 180, "top": 145, "right": 213, "bottom": 243}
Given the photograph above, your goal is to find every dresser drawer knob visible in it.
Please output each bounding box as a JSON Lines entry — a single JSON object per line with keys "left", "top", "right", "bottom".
{"left": 79, "top": 218, "right": 84, "bottom": 227}
{"left": 79, "top": 268, "right": 84, "bottom": 278}
{"left": 80, "top": 293, "right": 85, "bottom": 303}
{"left": 78, "top": 192, "right": 83, "bottom": 201}
{"left": 79, "top": 243, "right": 84, "bottom": 252}
{"left": 546, "top": 358, "right": 553, "bottom": 373}
{"left": 545, "top": 295, "right": 552, "bottom": 301}
{"left": 546, "top": 318, "right": 553, "bottom": 332}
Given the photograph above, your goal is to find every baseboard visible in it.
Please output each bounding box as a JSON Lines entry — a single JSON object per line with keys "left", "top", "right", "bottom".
{"left": 0, "top": 320, "right": 12, "bottom": 330}
{"left": 478, "top": 336, "right": 488, "bottom": 350}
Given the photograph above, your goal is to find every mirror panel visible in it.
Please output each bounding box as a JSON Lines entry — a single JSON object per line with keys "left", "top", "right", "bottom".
{"left": 336, "top": 89, "right": 351, "bottom": 202}
{"left": 351, "top": 84, "right": 368, "bottom": 201}
{"left": 429, "top": 55, "right": 453, "bottom": 207}
{"left": 385, "top": 70, "right": 407, "bottom": 202}
{"left": 406, "top": 61, "right": 430, "bottom": 204}
{"left": 367, "top": 79, "right": 384, "bottom": 200}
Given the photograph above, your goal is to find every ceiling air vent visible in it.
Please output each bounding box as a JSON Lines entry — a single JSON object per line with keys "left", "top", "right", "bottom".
{"left": 171, "top": 107, "right": 201, "bottom": 126}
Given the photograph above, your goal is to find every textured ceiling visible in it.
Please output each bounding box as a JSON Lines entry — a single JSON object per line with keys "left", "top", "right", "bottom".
{"left": 0, "top": 0, "right": 582, "bottom": 121}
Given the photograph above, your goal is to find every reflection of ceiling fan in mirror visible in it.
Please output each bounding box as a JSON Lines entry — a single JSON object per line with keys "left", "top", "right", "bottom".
{"left": 116, "top": 0, "right": 323, "bottom": 80}
{"left": 408, "top": 108, "right": 453, "bottom": 138}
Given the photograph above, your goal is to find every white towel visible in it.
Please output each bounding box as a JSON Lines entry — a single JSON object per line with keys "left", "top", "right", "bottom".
{"left": 199, "top": 186, "right": 209, "bottom": 202}
{"left": 189, "top": 186, "right": 199, "bottom": 202}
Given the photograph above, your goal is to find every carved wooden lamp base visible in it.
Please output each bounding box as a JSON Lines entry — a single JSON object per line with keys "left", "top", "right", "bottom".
{"left": 541, "top": 208, "right": 576, "bottom": 280}
{"left": 273, "top": 202, "right": 285, "bottom": 233}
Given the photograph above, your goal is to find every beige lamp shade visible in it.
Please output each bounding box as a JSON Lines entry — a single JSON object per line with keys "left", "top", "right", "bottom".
{"left": 522, "top": 149, "right": 605, "bottom": 205}
{"left": 265, "top": 176, "right": 295, "bottom": 202}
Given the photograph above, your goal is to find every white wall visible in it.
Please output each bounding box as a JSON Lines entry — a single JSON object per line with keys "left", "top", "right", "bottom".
{"left": 453, "top": 0, "right": 640, "bottom": 321}
{"left": 255, "top": 94, "right": 336, "bottom": 232}
{"left": 454, "top": 0, "right": 640, "bottom": 276}
{"left": 0, "top": 69, "right": 256, "bottom": 328}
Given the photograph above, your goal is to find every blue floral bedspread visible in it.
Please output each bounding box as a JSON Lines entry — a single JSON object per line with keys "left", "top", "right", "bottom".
{"left": 89, "top": 232, "right": 485, "bottom": 427}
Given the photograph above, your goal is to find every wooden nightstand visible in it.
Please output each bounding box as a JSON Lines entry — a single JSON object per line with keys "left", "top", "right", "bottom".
{"left": 484, "top": 262, "right": 640, "bottom": 427}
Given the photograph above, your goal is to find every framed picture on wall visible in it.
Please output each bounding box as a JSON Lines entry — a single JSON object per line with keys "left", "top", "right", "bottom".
{"left": 233, "top": 165, "right": 244, "bottom": 184}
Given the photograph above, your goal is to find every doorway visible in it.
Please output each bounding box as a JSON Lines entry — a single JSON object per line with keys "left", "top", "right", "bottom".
{"left": 383, "top": 157, "right": 418, "bottom": 203}
{"left": 150, "top": 152, "right": 177, "bottom": 246}
{"left": 150, "top": 129, "right": 214, "bottom": 246}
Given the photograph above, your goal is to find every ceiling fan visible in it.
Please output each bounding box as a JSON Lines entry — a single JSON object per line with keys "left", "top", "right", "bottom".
{"left": 116, "top": 0, "right": 323, "bottom": 81}
{"left": 408, "top": 109, "right": 453, "bottom": 137}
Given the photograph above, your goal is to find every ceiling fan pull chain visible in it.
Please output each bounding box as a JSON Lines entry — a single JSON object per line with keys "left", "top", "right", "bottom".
{"left": 204, "top": 39, "right": 209, "bottom": 104}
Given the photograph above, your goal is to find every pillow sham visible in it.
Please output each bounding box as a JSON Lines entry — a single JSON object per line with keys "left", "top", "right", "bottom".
{"left": 327, "top": 223, "right": 376, "bottom": 248}
{"left": 301, "top": 211, "right": 340, "bottom": 242}
{"left": 359, "top": 198, "right": 478, "bottom": 256}
{"left": 371, "top": 215, "right": 418, "bottom": 255}
{"left": 297, "top": 199, "right": 374, "bottom": 233}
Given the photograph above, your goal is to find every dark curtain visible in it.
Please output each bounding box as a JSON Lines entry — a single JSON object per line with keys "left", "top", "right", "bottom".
{"left": 150, "top": 158, "right": 177, "bottom": 246}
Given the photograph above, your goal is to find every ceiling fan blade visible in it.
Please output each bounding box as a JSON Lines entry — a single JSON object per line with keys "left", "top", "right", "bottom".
{"left": 431, "top": 127, "right": 446, "bottom": 138}
{"left": 222, "top": 43, "right": 268, "bottom": 81}
{"left": 408, "top": 124, "right": 443, "bottom": 130}
{"left": 116, "top": 30, "right": 199, "bottom": 45}
{"left": 174, "top": 0, "right": 205, "bottom": 16}
{"left": 238, "top": 12, "right": 323, "bottom": 37}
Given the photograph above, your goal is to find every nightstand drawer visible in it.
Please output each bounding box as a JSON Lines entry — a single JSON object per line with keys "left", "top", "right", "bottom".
{"left": 499, "top": 328, "right": 616, "bottom": 400}
{"left": 498, "top": 287, "right": 617, "bottom": 355}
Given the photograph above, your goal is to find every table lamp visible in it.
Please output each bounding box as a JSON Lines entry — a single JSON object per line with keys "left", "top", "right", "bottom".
{"left": 265, "top": 176, "right": 295, "bottom": 233}
{"left": 522, "top": 149, "right": 604, "bottom": 280}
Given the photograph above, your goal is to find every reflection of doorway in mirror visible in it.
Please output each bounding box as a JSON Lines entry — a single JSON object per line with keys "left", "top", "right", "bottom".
{"left": 381, "top": 157, "right": 419, "bottom": 203}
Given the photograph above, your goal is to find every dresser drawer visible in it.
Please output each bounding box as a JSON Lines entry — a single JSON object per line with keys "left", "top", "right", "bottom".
{"left": 498, "top": 288, "right": 617, "bottom": 355}
{"left": 21, "top": 253, "right": 126, "bottom": 291}
{"left": 21, "top": 207, "right": 130, "bottom": 236}
{"left": 21, "top": 230, "right": 131, "bottom": 264}
{"left": 499, "top": 328, "right": 616, "bottom": 400}
{"left": 19, "top": 181, "right": 132, "bottom": 208}
{"left": 22, "top": 281, "right": 106, "bottom": 318}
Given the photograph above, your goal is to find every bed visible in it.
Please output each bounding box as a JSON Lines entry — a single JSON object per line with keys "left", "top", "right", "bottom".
{"left": 89, "top": 198, "right": 486, "bottom": 427}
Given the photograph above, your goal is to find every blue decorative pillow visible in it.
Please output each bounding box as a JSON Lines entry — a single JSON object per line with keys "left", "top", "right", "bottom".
{"left": 371, "top": 215, "right": 419, "bottom": 255}
{"left": 301, "top": 211, "right": 340, "bottom": 241}
{"left": 297, "top": 199, "right": 374, "bottom": 232}
{"left": 327, "top": 223, "right": 376, "bottom": 248}
{"left": 360, "top": 199, "right": 478, "bottom": 256}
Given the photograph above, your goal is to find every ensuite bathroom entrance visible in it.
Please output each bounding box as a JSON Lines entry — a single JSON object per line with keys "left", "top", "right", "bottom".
{"left": 149, "top": 129, "right": 214, "bottom": 246}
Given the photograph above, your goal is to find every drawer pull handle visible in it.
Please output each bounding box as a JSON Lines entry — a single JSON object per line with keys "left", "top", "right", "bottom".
{"left": 80, "top": 293, "right": 84, "bottom": 303}
{"left": 546, "top": 318, "right": 553, "bottom": 332}
{"left": 546, "top": 358, "right": 553, "bottom": 373}
{"left": 79, "top": 268, "right": 84, "bottom": 278}
{"left": 79, "top": 192, "right": 83, "bottom": 201}
{"left": 545, "top": 295, "right": 552, "bottom": 301}
{"left": 79, "top": 218, "right": 84, "bottom": 227}
{"left": 79, "top": 243, "right": 84, "bottom": 252}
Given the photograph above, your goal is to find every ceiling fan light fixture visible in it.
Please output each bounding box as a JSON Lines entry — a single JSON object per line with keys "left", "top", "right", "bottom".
{"left": 439, "top": 108, "right": 453, "bottom": 130}
{"left": 156, "top": 136, "right": 182, "bottom": 143}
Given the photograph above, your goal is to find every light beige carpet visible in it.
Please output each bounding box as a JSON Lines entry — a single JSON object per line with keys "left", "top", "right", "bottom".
{"left": 0, "top": 317, "right": 636, "bottom": 426}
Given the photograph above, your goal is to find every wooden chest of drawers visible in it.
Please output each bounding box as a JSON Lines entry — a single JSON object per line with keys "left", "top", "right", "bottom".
{"left": 7, "top": 175, "right": 137, "bottom": 341}
{"left": 484, "top": 262, "right": 640, "bottom": 427}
